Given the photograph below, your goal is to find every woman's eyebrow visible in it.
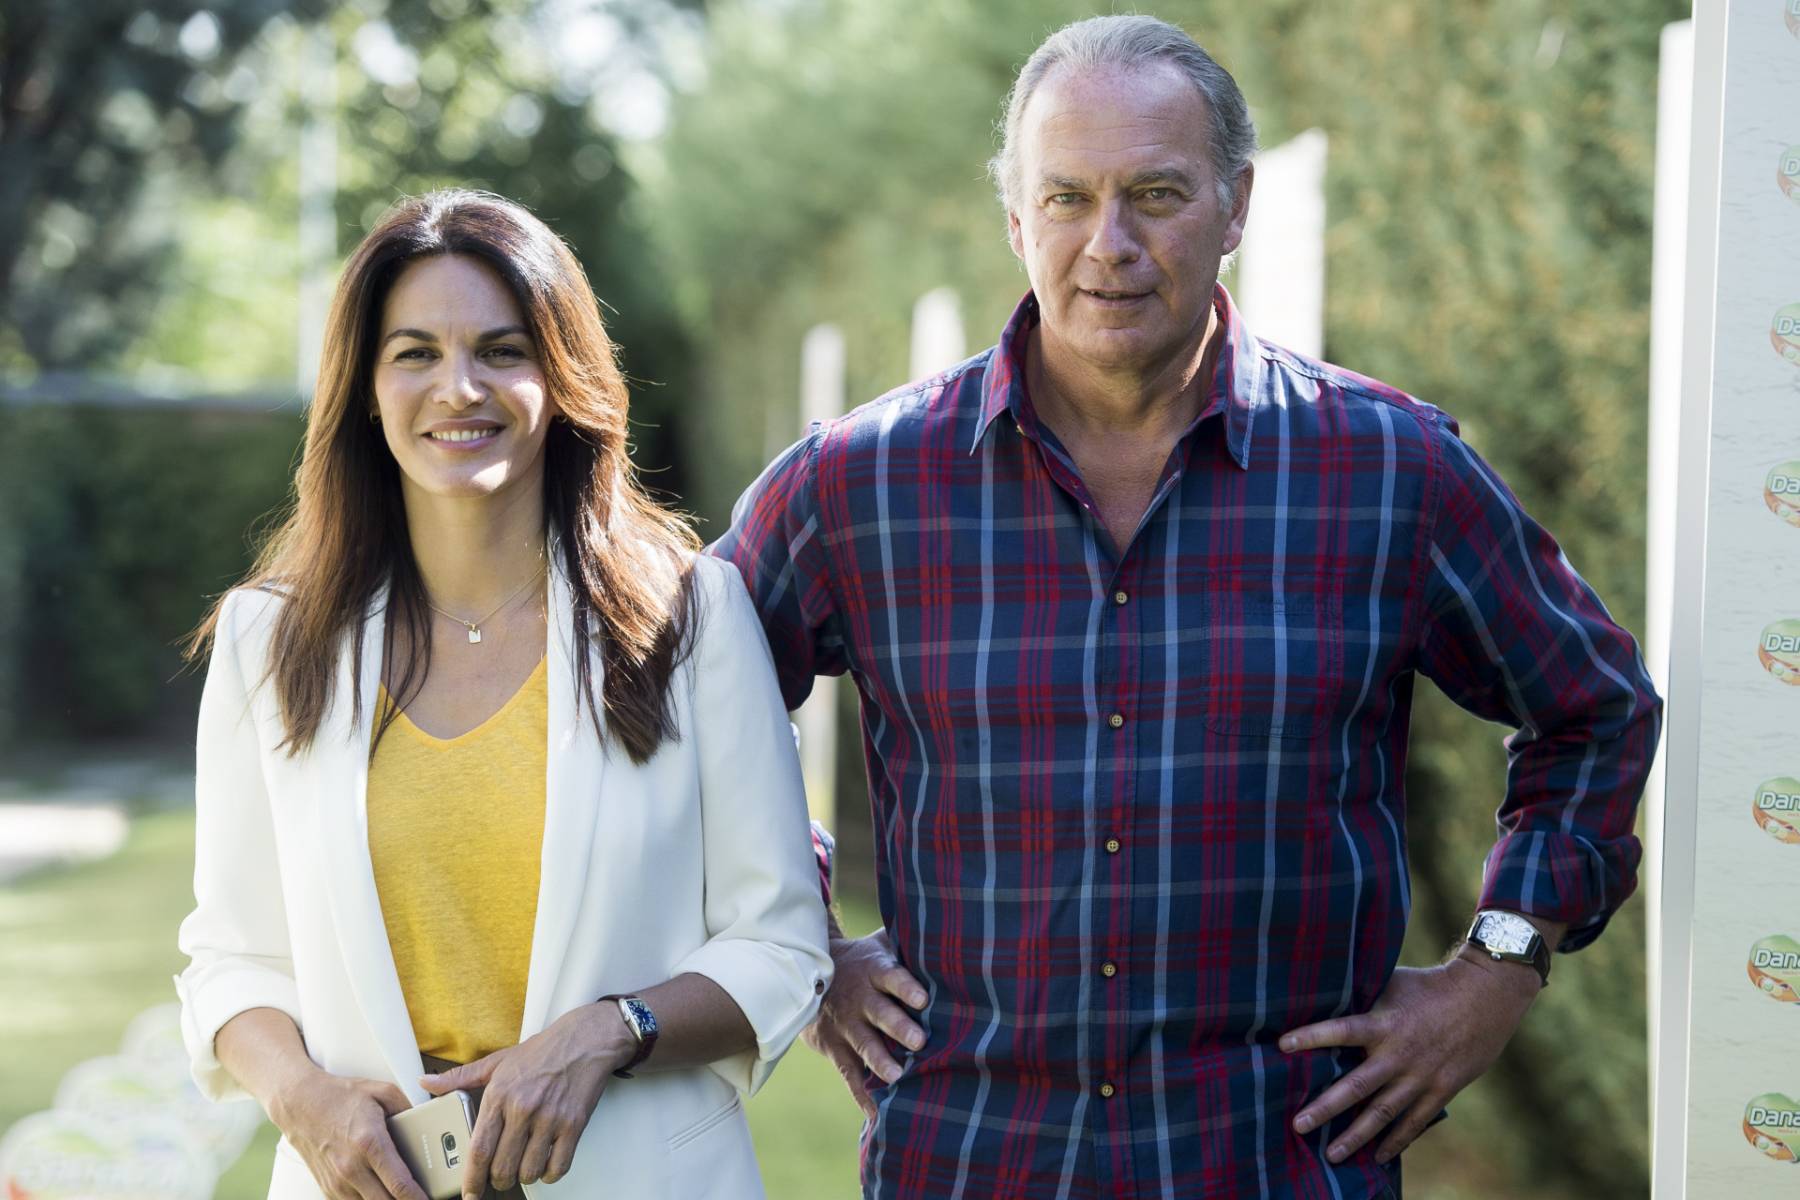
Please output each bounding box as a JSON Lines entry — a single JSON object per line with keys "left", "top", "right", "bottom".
{"left": 381, "top": 327, "right": 437, "bottom": 346}
{"left": 379, "top": 325, "right": 531, "bottom": 346}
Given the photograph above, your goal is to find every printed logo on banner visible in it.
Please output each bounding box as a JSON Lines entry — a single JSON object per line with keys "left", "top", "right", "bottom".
{"left": 1776, "top": 304, "right": 1800, "bottom": 365}
{"left": 1782, "top": 147, "right": 1800, "bottom": 205}
{"left": 1769, "top": 462, "right": 1800, "bottom": 527}
{"left": 1748, "top": 935, "right": 1800, "bottom": 1001}
{"left": 1744, "top": 1094, "right": 1800, "bottom": 1162}
{"left": 1789, "top": 0, "right": 1800, "bottom": 38}
{"left": 1754, "top": 776, "right": 1800, "bottom": 843}
{"left": 1759, "top": 619, "right": 1800, "bottom": 683}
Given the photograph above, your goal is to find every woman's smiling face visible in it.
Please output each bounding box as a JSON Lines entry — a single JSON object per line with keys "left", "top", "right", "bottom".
{"left": 371, "top": 253, "right": 556, "bottom": 503}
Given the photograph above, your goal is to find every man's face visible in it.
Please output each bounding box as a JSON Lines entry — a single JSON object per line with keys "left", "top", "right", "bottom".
{"left": 1008, "top": 61, "right": 1251, "bottom": 381}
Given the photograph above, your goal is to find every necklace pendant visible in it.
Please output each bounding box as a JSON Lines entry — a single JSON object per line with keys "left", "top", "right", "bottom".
{"left": 467, "top": 625, "right": 482, "bottom": 644}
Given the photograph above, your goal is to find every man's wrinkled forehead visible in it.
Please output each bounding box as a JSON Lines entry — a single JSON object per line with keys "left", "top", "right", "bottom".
{"left": 1015, "top": 61, "right": 1217, "bottom": 188}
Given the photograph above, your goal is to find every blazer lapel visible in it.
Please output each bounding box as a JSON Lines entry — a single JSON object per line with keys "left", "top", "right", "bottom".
{"left": 313, "top": 586, "right": 431, "bottom": 1102}
{"left": 519, "top": 558, "right": 605, "bottom": 1039}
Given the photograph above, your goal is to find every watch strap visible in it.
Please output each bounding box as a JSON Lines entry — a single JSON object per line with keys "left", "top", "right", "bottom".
{"left": 600, "top": 994, "right": 658, "bottom": 1078}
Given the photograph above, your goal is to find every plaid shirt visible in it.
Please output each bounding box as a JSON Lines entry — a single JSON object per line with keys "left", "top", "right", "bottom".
{"left": 712, "top": 285, "right": 1659, "bottom": 1200}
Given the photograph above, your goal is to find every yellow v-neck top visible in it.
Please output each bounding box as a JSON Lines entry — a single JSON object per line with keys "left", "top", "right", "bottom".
{"left": 367, "top": 657, "right": 548, "bottom": 1064}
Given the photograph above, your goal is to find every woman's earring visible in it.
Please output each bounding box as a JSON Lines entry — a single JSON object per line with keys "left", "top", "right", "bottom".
{"left": 369, "top": 410, "right": 382, "bottom": 424}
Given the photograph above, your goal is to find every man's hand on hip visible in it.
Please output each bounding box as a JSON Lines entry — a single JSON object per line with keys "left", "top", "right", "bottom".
{"left": 803, "top": 929, "right": 928, "bottom": 1117}
{"left": 1278, "top": 949, "right": 1543, "bottom": 1165}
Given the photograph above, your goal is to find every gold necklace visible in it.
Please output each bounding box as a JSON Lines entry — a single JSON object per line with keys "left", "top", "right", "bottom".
{"left": 425, "top": 566, "right": 545, "bottom": 644}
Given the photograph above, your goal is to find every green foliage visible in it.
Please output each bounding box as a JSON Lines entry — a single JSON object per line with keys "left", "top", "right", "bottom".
{"left": 0, "top": 403, "right": 301, "bottom": 744}
{"left": 652, "top": 1, "right": 1681, "bottom": 1194}
{"left": 0, "top": 0, "right": 327, "bottom": 369}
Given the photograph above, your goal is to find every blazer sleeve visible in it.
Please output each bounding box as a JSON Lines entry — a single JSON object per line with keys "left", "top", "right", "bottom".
{"left": 668, "top": 557, "right": 834, "bottom": 1096}
{"left": 173, "top": 589, "right": 304, "bottom": 1102}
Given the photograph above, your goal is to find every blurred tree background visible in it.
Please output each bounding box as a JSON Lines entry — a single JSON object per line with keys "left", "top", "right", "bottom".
{"left": 0, "top": 0, "right": 1682, "bottom": 1196}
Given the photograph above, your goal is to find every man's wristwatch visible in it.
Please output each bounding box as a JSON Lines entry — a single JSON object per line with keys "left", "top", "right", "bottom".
{"left": 1464, "top": 910, "right": 1552, "bottom": 986}
{"left": 600, "top": 994, "right": 659, "bottom": 1078}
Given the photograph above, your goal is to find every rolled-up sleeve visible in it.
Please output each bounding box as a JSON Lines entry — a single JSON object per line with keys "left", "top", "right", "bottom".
{"left": 174, "top": 590, "right": 303, "bottom": 1100}
{"left": 668, "top": 558, "right": 833, "bottom": 1095}
{"left": 1416, "top": 417, "right": 1663, "bottom": 951}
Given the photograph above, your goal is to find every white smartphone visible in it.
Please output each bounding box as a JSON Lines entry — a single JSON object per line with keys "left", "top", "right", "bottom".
{"left": 386, "top": 1090, "right": 476, "bottom": 1200}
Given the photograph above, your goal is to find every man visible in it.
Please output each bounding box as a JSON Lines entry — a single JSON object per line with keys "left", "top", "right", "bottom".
{"left": 713, "top": 14, "right": 1659, "bottom": 1199}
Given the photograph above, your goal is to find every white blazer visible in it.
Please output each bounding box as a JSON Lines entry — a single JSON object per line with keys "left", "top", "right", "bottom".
{"left": 175, "top": 553, "right": 831, "bottom": 1199}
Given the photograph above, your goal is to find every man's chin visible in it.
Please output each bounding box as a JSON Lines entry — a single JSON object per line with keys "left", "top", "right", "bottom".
{"left": 1059, "top": 326, "right": 1185, "bottom": 373}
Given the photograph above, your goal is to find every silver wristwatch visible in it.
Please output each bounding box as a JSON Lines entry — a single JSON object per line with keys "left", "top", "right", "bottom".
{"left": 1465, "top": 910, "right": 1551, "bottom": 986}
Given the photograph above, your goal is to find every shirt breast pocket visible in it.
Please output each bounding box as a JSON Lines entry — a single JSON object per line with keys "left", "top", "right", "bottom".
{"left": 1196, "top": 578, "right": 1344, "bottom": 741}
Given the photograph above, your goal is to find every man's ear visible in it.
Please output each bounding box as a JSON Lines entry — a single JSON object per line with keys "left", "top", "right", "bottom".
{"left": 1007, "top": 209, "right": 1025, "bottom": 262}
{"left": 1220, "top": 162, "right": 1255, "bottom": 257}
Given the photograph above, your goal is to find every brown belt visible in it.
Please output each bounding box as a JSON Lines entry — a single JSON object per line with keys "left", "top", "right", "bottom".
{"left": 419, "top": 1053, "right": 527, "bottom": 1200}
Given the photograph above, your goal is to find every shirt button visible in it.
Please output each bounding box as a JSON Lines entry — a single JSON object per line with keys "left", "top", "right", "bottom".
{"left": 1099, "top": 1082, "right": 1117, "bottom": 1098}
{"left": 1108, "top": 713, "right": 1125, "bottom": 729}
{"left": 1113, "top": 590, "right": 1129, "bottom": 606}
{"left": 1104, "top": 837, "right": 1121, "bottom": 854}
{"left": 1101, "top": 961, "right": 1117, "bottom": 978}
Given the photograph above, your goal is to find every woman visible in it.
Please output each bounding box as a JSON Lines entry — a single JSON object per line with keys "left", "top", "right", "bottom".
{"left": 175, "top": 189, "right": 830, "bottom": 1199}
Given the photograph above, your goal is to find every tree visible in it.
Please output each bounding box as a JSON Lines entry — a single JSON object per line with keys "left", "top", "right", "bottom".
{"left": 0, "top": 0, "right": 326, "bottom": 369}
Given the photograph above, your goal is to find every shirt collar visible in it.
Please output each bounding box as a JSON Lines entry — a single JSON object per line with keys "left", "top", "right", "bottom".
{"left": 971, "top": 282, "right": 1260, "bottom": 469}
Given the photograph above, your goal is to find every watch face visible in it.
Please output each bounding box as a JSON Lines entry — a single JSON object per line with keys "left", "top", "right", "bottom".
{"left": 1478, "top": 912, "right": 1537, "bottom": 956}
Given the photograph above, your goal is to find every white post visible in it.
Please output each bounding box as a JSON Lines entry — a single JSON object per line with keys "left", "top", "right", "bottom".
{"left": 1234, "top": 128, "right": 1327, "bottom": 358}
{"left": 909, "top": 288, "right": 966, "bottom": 380}
{"left": 793, "top": 324, "right": 846, "bottom": 826}
{"left": 1645, "top": 17, "right": 1692, "bottom": 1184}
{"left": 297, "top": 26, "right": 337, "bottom": 405}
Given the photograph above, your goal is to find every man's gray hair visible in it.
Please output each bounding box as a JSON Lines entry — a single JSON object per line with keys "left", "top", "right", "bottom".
{"left": 989, "top": 15, "right": 1258, "bottom": 211}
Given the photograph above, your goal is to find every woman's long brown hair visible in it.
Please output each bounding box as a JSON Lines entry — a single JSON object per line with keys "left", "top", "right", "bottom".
{"left": 186, "top": 189, "right": 699, "bottom": 764}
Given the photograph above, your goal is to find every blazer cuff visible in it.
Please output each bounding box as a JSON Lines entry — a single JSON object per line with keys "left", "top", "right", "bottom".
{"left": 174, "top": 961, "right": 303, "bottom": 1102}
{"left": 671, "top": 938, "right": 828, "bottom": 1096}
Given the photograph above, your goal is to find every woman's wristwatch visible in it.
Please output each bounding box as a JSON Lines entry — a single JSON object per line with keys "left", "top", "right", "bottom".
{"left": 600, "top": 994, "right": 659, "bottom": 1078}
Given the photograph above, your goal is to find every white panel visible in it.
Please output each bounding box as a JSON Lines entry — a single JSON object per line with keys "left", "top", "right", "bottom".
{"left": 909, "top": 288, "right": 966, "bottom": 380}
{"left": 793, "top": 323, "right": 846, "bottom": 825}
{"left": 1234, "top": 128, "right": 1327, "bottom": 358}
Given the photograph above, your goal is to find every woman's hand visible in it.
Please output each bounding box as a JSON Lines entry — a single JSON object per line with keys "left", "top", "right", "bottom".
{"left": 420, "top": 1003, "right": 634, "bottom": 1196}
{"left": 268, "top": 1069, "right": 428, "bottom": 1200}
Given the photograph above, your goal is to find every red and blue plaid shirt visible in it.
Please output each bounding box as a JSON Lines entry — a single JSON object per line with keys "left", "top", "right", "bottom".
{"left": 712, "top": 285, "right": 1659, "bottom": 1200}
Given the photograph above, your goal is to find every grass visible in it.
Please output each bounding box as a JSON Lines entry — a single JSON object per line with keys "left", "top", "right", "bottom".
{"left": 0, "top": 807, "right": 876, "bottom": 1198}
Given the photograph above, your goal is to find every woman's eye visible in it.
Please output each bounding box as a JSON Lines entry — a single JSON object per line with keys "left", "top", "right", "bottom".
{"left": 485, "top": 344, "right": 526, "bottom": 361}
{"left": 395, "top": 347, "right": 433, "bottom": 361}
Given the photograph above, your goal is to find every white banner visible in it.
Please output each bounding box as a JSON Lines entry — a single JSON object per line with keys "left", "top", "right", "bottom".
{"left": 1662, "top": 1, "right": 1800, "bottom": 1195}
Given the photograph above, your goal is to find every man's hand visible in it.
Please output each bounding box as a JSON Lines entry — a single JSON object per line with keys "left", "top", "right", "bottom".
{"left": 420, "top": 1003, "right": 632, "bottom": 1197}
{"left": 803, "top": 929, "right": 928, "bottom": 1117}
{"left": 1278, "top": 951, "right": 1542, "bottom": 1165}
{"left": 267, "top": 1069, "right": 428, "bottom": 1200}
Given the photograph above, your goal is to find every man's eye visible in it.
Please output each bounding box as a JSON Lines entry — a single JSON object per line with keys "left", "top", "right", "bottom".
{"left": 1142, "top": 188, "right": 1176, "bottom": 201}
{"left": 1048, "top": 193, "right": 1081, "bottom": 205}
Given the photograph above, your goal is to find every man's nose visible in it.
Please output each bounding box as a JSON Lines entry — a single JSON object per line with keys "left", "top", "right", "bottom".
{"left": 1084, "top": 199, "right": 1142, "bottom": 265}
